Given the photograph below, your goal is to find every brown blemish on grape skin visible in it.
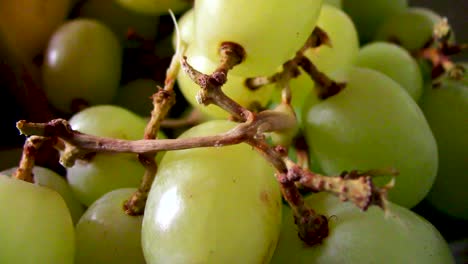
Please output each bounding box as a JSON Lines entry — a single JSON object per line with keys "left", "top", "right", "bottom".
{"left": 260, "top": 191, "right": 270, "bottom": 204}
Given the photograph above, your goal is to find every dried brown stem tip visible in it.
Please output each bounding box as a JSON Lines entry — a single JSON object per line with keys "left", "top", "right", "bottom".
{"left": 13, "top": 136, "right": 50, "bottom": 183}
{"left": 180, "top": 42, "right": 249, "bottom": 121}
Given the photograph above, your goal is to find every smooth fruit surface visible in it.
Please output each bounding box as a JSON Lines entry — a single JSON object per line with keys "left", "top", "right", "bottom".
{"left": 142, "top": 120, "right": 282, "bottom": 264}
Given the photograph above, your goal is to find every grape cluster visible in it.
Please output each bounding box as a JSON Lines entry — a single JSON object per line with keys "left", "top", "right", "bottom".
{"left": 0, "top": 0, "right": 466, "bottom": 263}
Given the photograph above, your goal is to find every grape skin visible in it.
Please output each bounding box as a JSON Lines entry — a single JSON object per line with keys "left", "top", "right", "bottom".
{"left": 0, "top": 177, "right": 75, "bottom": 264}
{"left": 271, "top": 192, "right": 454, "bottom": 264}
{"left": 271, "top": 4, "right": 358, "bottom": 122}
{"left": 142, "top": 120, "right": 282, "bottom": 264}
{"left": 355, "top": 42, "right": 423, "bottom": 101}
{"left": 75, "top": 188, "right": 145, "bottom": 264}
{"left": 374, "top": 7, "right": 444, "bottom": 51}
{"left": 302, "top": 67, "right": 438, "bottom": 208}
{"left": 193, "top": 0, "right": 324, "bottom": 76}
{"left": 420, "top": 75, "right": 468, "bottom": 220}
{"left": 66, "top": 105, "right": 165, "bottom": 206}
{"left": 43, "top": 19, "right": 122, "bottom": 113}
{"left": 1, "top": 166, "right": 85, "bottom": 225}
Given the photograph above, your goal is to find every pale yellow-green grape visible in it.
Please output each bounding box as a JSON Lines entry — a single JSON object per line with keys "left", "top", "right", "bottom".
{"left": 1, "top": 166, "right": 84, "bottom": 225}
{"left": 113, "top": 79, "right": 159, "bottom": 117}
{"left": 0, "top": 0, "right": 71, "bottom": 59}
{"left": 67, "top": 105, "right": 165, "bottom": 206}
{"left": 0, "top": 177, "right": 75, "bottom": 264}
{"left": 142, "top": 120, "right": 282, "bottom": 264}
{"left": 193, "top": 0, "right": 323, "bottom": 76}
{"left": 271, "top": 192, "right": 454, "bottom": 264}
{"left": 172, "top": 8, "right": 194, "bottom": 48}
{"left": 117, "top": 0, "right": 190, "bottom": 15}
{"left": 420, "top": 73, "right": 468, "bottom": 220}
{"left": 177, "top": 45, "right": 274, "bottom": 119}
{"left": 78, "top": 0, "right": 159, "bottom": 41}
{"left": 75, "top": 188, "right": 145, "bottom": 264}
{"left": 272, "top": 4, "right": 358, "bottom": 120}
{"left": 374, "top": 7, "right": 444, "bottom": 51}
{"left": 342, "top": 0, "right": 408, "bottom": 44}
{"left": 302, "top": 67, "right": 438, "bottom": 208}
{"left": 305, "top": 4, "right": 359, "bottom": 77}
{"left": 355, "top": 42, "right": 423, "bottom": 101}
{"left": 43, "top": 19, "right": 122, "bottom": 113}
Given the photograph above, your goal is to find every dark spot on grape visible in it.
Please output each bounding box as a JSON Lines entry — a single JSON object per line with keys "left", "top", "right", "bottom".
{"left": 260, "top": 191, "right": 270, "bottom": 204}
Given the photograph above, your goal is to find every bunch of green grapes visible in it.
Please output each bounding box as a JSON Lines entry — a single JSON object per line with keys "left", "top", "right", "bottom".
{"left": 0, "top": 0, "right": 466, "bottom": 264}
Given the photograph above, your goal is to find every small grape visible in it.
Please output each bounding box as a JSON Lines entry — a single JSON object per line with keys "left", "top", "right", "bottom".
{"left": 374, "top": 7, "right": 444, "bottom": 51}
{"left": 355, "top": 42, "right": 423, "bottom": 101}
{"left": 75, "top": 188, "right": 145, "bottom": 264}
{"left": 0, "top": 176, "right": 75, "bottom": 264}
{"left": 1, "top": 166, "right": 85, "bottom": 224}
{"left": 420, "top": 72, "right": 468, "bottom": 219}
{"left": 43, "top": 19, "right": 122, "bottom": 113}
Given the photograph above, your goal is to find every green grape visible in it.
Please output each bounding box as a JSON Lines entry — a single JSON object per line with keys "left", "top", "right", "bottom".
{"left": 302, "top": 67, "right": 438, "bottom": 208}
{"left": 272, "top": 4, "right": 358, "bottom": 118}
{"left": 69, "top": 105, "right": 148, "bottom": 139}
{"left": 117, "top": 0, "right": 190, "bottom": 15}
{"left": 374, "top": 7, "right": 443, "bottom": 51}
{"left": 324, "top": 0, "right": 341, "bottom": 8}
{"left": 113, "top": 79, "right": 158, "bottom": 117}
{"left": 43, "top": 19, "right": 122, "bottom": 113}
{"left": 342, "top": 0, "right": 408, "bottom": 44}
{"left": 67, "top": 105, "right": 165, "bottom": 206}
{"left": 1, "top": 166, "right": 85, "bottom": 225}
{"left": 193, "top": 0, "right": 324, "bottom": 76}
{"left": 177, "top": 45, "right": 274, "bottom": 119}
{"left": 78, "top": 0, "right": 159, "bottom": 40}
{"left": 0, "top": 176, "right": 75, "bottom": 264}
{"left": 355, "top": 42, "right": 423, "bottom": 101}
{"left": 172, "top": 8, "right": 194, "bottom": 48}
{"left": 305, "top": 4, "right": 359, "bottom": 79}
{"left": 271, "top": 192, "right": 454, "bottom": 264}
{"left": 75, "top": 188, "right": 145, "bottom": 264}
{"left": 0, "top": 0, "right": 71, "bottom": 59}
{"left": 420, "top": 73, "right": 468, "bottom": 219}
{"left": 142, "top": 120, "right": 282, "bottom": 264}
